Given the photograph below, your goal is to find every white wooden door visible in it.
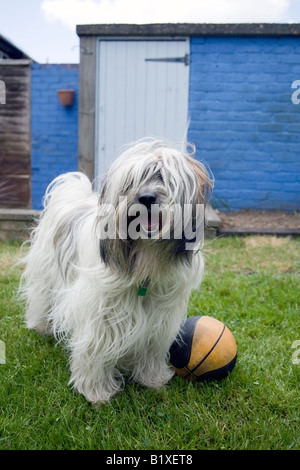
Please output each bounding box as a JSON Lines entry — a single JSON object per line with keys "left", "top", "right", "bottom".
{"left": 96, "top": 39, "right": 190, "bottom": 177}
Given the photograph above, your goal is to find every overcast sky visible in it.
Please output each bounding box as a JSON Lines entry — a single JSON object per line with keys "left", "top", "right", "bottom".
{"left": 1, "top": 0, "right": 300, "bottom": 63}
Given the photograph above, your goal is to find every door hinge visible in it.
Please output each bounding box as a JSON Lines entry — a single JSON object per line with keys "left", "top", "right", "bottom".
{"left": 145, "top": 53, "right": 190, "bottom": 66}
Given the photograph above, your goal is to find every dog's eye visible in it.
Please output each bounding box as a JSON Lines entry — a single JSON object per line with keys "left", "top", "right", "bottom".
{"left": 157, "top": 171, "right": 164, "bottom": 183}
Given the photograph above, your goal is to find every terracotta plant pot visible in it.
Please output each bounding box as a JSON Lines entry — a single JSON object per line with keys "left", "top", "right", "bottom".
{"left": 57, "top": 89, "right": 75, "bottom": 106}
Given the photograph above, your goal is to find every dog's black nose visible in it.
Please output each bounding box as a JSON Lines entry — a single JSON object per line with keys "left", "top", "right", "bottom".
{"left": 138, "top": 193, "right": 157, "bottom": 208}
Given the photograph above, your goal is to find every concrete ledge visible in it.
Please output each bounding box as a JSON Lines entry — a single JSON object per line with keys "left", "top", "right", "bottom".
{"left": 0, "top": 209, "right": 41, "bottom": 221}
{"left": 0, "top": 209, "right": 41, "bottom": 241}
{"left": 219, "top": 226, "right": 300, "bottom": 236}
{"left": 205, "top": 204, "right": 221, "bottom": 239}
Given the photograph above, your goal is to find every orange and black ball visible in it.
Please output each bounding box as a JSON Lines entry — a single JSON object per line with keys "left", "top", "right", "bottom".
{"left": 169, "top": 315, "right": 237, "bottom": 382}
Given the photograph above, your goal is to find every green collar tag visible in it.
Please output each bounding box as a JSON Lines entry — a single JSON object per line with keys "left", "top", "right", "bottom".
{"left": 137, "top": 285, "right": 148, "bottom": 296}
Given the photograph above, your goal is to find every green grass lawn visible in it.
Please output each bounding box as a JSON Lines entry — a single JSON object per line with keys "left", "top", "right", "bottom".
{"left": 0, "top": 236, "right": 299, "bottom": 450}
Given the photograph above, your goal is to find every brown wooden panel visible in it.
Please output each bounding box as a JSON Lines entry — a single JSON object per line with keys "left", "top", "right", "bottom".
{"left": 0, "top": 176, "right": 30, "bottom": 207}
{"left": 0, "top": 61, "right": 31, "bottom": 208}
{"left": 0, "top": 152, "right": 30, "bottom": 175}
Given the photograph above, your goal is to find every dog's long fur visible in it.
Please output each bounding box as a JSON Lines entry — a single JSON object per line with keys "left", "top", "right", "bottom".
{"left": 20, "top": 139, "right": 212, "bottom": 403}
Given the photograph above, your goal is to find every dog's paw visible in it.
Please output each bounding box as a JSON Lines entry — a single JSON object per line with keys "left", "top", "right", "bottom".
{"left": 70, "top": 368, "right": 125, "bottom": 404}
{"left": 136, "top": 364, "right": 175, "bottom": 390}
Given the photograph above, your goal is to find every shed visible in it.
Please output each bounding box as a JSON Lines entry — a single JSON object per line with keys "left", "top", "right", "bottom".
{"left": 77, "top": 24, "right": 300, "bottom": 211}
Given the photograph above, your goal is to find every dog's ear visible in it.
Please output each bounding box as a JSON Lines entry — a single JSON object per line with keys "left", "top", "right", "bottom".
{"left": 173, "top": 233, "right": 193, "bottom": 262}
{"left": 99, "top": 237, "right": 134, "bottom": 272}
{"left": 172, "top": 204, "right": 205, "bottom": 258}
{"left": 187, "top": 159, "right": 213, "bottom": 205}
{"left": 171, "top": 158, "right": 211, "bottom": 257}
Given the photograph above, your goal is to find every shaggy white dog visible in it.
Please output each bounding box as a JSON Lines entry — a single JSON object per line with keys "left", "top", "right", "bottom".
{"left": 20, "top": 139, "right": 212, "bottom": 403}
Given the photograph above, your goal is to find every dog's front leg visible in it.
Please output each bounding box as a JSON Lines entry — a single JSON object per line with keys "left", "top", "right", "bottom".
{"left": 68, "top": 335, "right": 124, "bottom": 404}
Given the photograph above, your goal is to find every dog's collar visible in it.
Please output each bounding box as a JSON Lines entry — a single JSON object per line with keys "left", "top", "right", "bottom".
{"left": 137, "top": 280, "right": 149, "bottom": 296}
{"left": 137, "top": 285, "right": 147, "bottom": 296}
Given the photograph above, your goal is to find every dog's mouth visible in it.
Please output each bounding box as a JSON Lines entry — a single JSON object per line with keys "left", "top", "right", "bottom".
{"left": 125, "top": 208, "right": 164, "bottom": 239}
{"left": 139, "top": 211, "right": 161, "bottom": 237}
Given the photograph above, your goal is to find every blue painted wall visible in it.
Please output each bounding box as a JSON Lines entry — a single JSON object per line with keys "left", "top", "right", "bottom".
{"left": 189, "top": 36, "right": 300, "bottom": 211}
{"left": 31, "top": 63, "right": 79, "bottom": 209}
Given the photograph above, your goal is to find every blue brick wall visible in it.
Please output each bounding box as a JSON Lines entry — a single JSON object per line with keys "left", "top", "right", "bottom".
{"left": 188, "top": 37, "right": 300, "bottom": 211}
{"left": 31, "top": 63, "right": 79, "bottom": 209}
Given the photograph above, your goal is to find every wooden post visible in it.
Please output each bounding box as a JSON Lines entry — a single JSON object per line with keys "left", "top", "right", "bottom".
{"left": 78, "top": 36, "right": 97, "bottom": 182}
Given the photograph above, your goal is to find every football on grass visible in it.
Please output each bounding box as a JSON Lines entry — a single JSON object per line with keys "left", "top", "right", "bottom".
{"left": 169, "top": 315, "right": 237, "bottom": 382}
